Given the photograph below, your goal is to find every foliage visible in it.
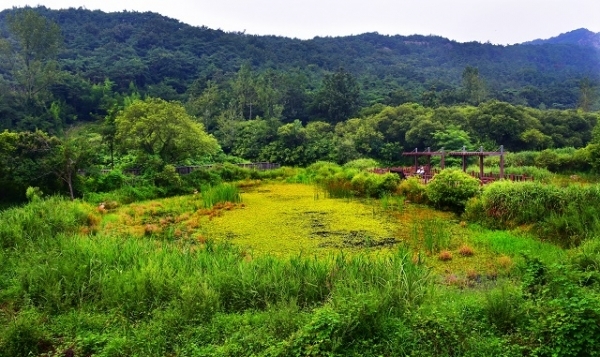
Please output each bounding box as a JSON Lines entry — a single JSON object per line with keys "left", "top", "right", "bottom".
{"left": 115, "top": 97, "right": 220, "bottom": 166}
{"left": 3, "top": 182, "right": 600, "bottom": 356}
{"left": 398, "top": 176, "right": 428, "bottom": 204}
{"left": 343, "top": 158, "right": 380, "bottom": 170}
{"left": 201, "top": 183, "right": 242, "bottom": 208}
{"left": 469, "top": 181, "right": 600, "bottom": 246}
{"left": 426, "top": 169, "right": 480, "bottom": 212}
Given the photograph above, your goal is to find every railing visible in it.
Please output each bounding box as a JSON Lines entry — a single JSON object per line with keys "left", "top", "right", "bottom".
{"left": 99, "top": 162, "right": 280, "bottom": 176}
{"left": 370, "top": 166, "right": 534, "bottom": 184}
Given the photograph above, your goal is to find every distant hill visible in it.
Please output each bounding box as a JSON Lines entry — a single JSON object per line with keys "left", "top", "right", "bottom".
{"left": 0, "top": 7, "right": 599, "bottom": 113}
{"left": 526, "top": 28, "right": 600, "bottom": 49}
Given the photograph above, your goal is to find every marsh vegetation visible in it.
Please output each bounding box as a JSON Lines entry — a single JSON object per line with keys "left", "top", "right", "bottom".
{"left": 2, "top": 163, "right": 600, "bottom": 356}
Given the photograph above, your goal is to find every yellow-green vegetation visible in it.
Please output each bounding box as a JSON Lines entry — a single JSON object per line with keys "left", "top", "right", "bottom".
{"left": 2, "top": 180, "right": 600, "bottom": 356}
{"left": 201, "top": 183, "right": 399, "bottom": 256}
{"left": 92, "top": 182, "right": 552, "bottom": 282}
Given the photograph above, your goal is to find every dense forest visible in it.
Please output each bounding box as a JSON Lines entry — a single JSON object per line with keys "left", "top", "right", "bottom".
{"left": 1, "top": 6, "right": 600, "bottom": 202}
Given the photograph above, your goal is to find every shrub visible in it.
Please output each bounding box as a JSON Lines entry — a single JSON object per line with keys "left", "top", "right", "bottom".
{"left": 459, "top": 245, "right": 475, "bottom": 257}
{"left": 306, "top": 161, "right": 344, "bottom": 183}
{"left": 181, "top": 167, "right": 222, "bottom": 189}
{"left": 350, "top": 172, "right": 400, "bottom": 198}
{"left": 96, "top": 169, "right": 128, "bottom": 192}
{"left": 426, "top": 169, "right": 480, "bottom": 213}
{"left": 25, "top": 186, "right": 43, "bottom": 202}
{"left": 438, "top": 250, "right": 453, "bottom": 261}
{"left": 153, "top": 165, "right": 184, "bottom": 195}
{"left": 343, "top": 158, "right": 380, "bottom": 170}
{"left": 210, "top": 163, "right": 251, "bottom": 181}
{"left": 398, "top": 177, "right": 428, "bottom": 204}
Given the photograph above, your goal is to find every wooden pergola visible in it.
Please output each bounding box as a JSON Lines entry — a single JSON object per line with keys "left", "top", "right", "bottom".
{"left": 402, "top": 146, "right": 506, "bottom": 179}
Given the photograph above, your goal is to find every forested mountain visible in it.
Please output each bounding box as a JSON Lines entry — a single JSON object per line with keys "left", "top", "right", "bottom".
{"left": 1, "top": 6, "right": 600, "bottom": 202}
{"left": 527, "top": 28, "right": 600, "bottom": 49}
{"left": 0, "top": 6, "right": 599, "bottom": 126}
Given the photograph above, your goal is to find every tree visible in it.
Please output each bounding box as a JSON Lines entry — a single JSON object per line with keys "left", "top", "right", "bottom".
{"left": 47, "top": 133, "right": 98, "bottom": 200}
{"left": 231, "top": 64, "right": 259, "bottom": 120}
{"left": 431, "top": 125, "right": 474, "bottom": 151}
{"left": 186, "top": 80, "right": 224, "bottom": 131}
{"left": 0, "top": 129, "right": 60, "bottom": 202}
{"left": 115, "top": 97, "right": 220, "bottom": 166}
{"left": 462, "top": 66, "right": 486, "bottom": 105}
{"left": 578, "top": 77, "right": 597, "bottom": 112}
{"left": 3, "top": 9, "right": 62, "bottom": 105}
{"left": 313, "top": 68, "right": 361, "bottom": 124}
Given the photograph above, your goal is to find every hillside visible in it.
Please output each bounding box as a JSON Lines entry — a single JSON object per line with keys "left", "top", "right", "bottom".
{"left": 526, "top": 28, "right": 600, "bottom": 49}
{"left": 0, "top": 6, "right": 599, "bottom": 109}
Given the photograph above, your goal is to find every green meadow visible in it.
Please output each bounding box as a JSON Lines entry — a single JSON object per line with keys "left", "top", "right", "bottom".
{"left": 2, "top": 171, "right": 599, "bottom": 357}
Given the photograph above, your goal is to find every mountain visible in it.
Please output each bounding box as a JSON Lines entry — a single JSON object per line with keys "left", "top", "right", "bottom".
{"left": 0, "top": 6, "right": 599, "bottom": 128}
{"left": 526, "top": 28, "right": 600, "bottom": 49}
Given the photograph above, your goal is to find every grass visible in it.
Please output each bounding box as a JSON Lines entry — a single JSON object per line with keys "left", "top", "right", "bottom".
{"left": 201, "top": 183, "right": 242, "bottom": 208}
{"left": 1, "top": 180, "right": 593, "bottom": 356}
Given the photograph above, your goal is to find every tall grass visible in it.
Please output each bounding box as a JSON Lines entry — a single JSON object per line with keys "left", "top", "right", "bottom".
{"left": 4, "top": 232, "right": 431, "bottom": 323}
{"left": 469, "top": 181, "right": 600, "bottom": 246}
{"left": 201, "top": 183, "right": 242, "bottom": 208}
{"left": 469, "top": 228, "right": 565, "bottom": 264}
{"left": 411, "top": 218, "right": 451, "bottom": 254}
{"left": 466, "top": 164, "right": 553, "bottom": 182}
{"left": 0, "top": 196, "right": 93, "bottom": 248}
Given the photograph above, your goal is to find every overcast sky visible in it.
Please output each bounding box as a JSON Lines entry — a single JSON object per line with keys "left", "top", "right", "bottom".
{"left": 2, "top": 0, "right": 599, "bottom": 44}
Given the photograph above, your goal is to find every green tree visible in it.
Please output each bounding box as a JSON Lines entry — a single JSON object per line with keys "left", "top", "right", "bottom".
{"left": 3, "top": 9, "right": 62, "bottom": 105}
{"left": 231, "top": 64, "right": 259, "bottom": 120}
{"left": 314, "top": 68, "right": 361, "bottom": 124}
{"left": 462, "top": 66, "right": 486, "bottom": 105}
{"left": 578, "top": 77, "right": 597, "bottom": 112}
{"left": 115, "top": 97, "right": 220, "bottom": 166}
{"left": 0, "top": 129, "right": 61, "bottom": 202}
{"left": 186, "top": 80, "right": 224, "bottom": 131}
{"left": 431, "top": 125, "right": 474, "bottom": 151}
{"left": 47, "top": 133, "right": 98, "bottom": 200}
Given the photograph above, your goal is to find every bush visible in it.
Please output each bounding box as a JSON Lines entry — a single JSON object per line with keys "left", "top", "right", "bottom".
{"left": 153, "top": 165, "right": 184, "bottom": 195}
{"left": 343, "top": 158, "right": 380, "bottom": 171}
{"left": 350, "top": 172, "right": 400, "bottom": 198}
{"left": 0, "top": 310, "right": 50, "bottom": 357}
{"left": 426, "top": 169, "right": 480, "bottom": 213}
{"left": 181, "top": 167, "right": 222, "bottom": 189}
{"left": 398, "top": 177, "right": 428, "bottom": 204}
{"left": 210, "top": 163, "right": 251, "bottom": 181}
{"left": 25, "top": 186, "right": 43, "bottom": 202}
{"left": 97, "top": 169, "right": 128, "bottom": 192}
{"left": 306, "top": 161, "right": 344, "bottom": 183}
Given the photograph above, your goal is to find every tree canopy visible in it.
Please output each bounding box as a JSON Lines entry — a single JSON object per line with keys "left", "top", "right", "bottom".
{"left": 114, "top": 97, "right": 220, "bottom": 165}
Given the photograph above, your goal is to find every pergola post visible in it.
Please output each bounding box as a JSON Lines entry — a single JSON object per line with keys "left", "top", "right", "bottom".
{"left": 414, "top": 148, "right": 418, "bottom": 172}
{"left": 426, "top": 147, "right": 431, "bottom": 172}
{"left": 461, "top": 146, "right": 467, "bottom": 172}
{"left": 479, "top": 146, "right": 484, "bottom": 179}
{"left": 499, "top": 145, "right": 505, "bottom": 179}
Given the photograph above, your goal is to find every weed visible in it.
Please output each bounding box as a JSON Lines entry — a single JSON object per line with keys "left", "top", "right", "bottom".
{"left": 201, "top": 183, "right": 242, "bottom": 208}
{"left": 496, "top": 255, "right": 513, "bottom": 270}
{"left": 438, "top": 250, "right": 453, "bottom": 261}
{"left": 459, "top": 245, "right": 475, "bottom": 257}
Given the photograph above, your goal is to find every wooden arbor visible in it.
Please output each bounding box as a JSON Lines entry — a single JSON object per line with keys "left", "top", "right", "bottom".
{"left": 402, "top": 146, "right": 506, "bottom": 179}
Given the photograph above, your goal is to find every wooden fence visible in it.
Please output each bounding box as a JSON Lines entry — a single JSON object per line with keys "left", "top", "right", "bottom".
{"left": 100, "top": 162, "right": 281, "bottom": 176}
{"left": 371, "top": 166, "right": 533, "bottom": 185}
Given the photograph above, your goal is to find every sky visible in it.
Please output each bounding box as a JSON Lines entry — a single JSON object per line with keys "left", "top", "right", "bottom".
{"left": 2, "top": 0, "right": 599, "bottom": 45}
